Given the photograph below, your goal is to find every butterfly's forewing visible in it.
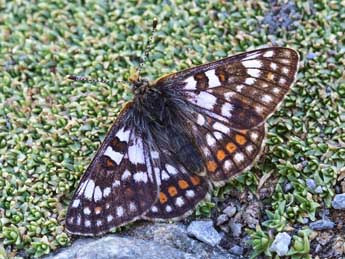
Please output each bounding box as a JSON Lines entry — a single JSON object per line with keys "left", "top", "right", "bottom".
{"left": 156, "top": 47, "right": 299, "bottom": 130}
{"left": 66, "top": 104, "right": 159, "bottom": 235}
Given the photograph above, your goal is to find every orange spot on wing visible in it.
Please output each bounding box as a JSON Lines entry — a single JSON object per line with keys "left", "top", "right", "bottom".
{"left": 207, "top": 160, "right": 217, "bottom": 172}
{"left": 218, "top": 73, "right": 225, "bottom": 81}
{"left": 95, "top": 207, "right": 102, "bottom": 214}
{"left": 235, "top": 134, "right": 247, "bottom": 145}
{"left": 159, "top": 192, "right": 168, "bottom": 204}
{"left": 106, "top": 158, "right": 115, "bottom": 167}
{"left": 190, "top": 175, "right": 201, "bottom": 186}
{"left": 216, "top": 150, "right": 226, "bottom": 161}
{"left": 168, "top": 186, "right": 178, "bottom": 197}
{"left": 267, "top": 72, "right": 274, "bottom": 80}
{"left": 178, "top": 180, "right": 189, "bottom": 189}
{"left": 226, "top": 142, "right": 237, "bottom": 153}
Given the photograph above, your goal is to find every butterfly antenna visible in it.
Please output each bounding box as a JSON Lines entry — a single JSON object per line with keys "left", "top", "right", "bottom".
{"left": 136, "top": 18, "right": 158, "bottom": 77}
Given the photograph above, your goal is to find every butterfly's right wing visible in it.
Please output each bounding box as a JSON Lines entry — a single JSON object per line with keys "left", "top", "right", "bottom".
{"left": 66, "top": 103, "right": 159, "bottom": 236}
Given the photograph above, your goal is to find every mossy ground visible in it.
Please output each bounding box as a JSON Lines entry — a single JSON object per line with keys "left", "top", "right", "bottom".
{"left": 0, "top": 1, "right": 344, "bottom": 258}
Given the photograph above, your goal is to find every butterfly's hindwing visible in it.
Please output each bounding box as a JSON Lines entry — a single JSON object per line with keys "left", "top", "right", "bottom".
{"left": 143, "top": 151, "right": 209, "bottom": 220}
{"left": 191, "top": 112, "right": 266, "bottom": 183}
{"left": 66, "top": 104, "right": 159, "bottom": 235}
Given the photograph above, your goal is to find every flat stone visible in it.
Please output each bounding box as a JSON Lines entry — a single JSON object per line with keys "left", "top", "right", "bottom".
{"left": 310, "top": 219, "right": 335, "bottom": 230}
{"left": 187, "top": 220, "right": 222, "bottom": 247}
{"left": 223, "top": 206, "right": 237, "bottom": 218}
{"left": 269, "top": 232, "right": 291, "bottom": 256}
{"left": 44, "top": 236, "right": 194, "bottom": 259}
{"left": 332, "top": 194, "right": 345, "bottom": 209}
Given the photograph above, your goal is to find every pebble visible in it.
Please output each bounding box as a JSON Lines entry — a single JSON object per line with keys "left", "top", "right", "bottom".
{"left": 187, "top": 220, "right": 222, "bottom": 247}
{"left": 223, "top": 205, "right": 237, "bottom": 218}
{"left": 269, "top": 232, "right": 291, "bottom": 256}
{"left": 310, "top": 219, "right": 335, "bottom": 230}
{"left": 216, "top": 214, "right": 229, "bottom": 226}
{"left": 332, "top": 193, "right": 345, "bottom": 209}
{"left": 229, "top": 222, "right": 242, "bottom": 237}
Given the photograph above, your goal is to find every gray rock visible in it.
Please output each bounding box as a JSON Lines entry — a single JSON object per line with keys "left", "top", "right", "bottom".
{"left": 229, "top": 245, "right": 243, "bottom": 256}
{"left": 44, "top": 236, "right": 194, "bottom": 259}
{"left": 223, "top": 205, "right": 237, "bottom": 218}
{"left": 306, "top": 178, "right": 316, "bottom": 190}
{"left": 315, "top": 186, "right": 323, "bottom": 193}
{"left": 332, "top": 193, "right": 345, "bottom": 209}
{"left": 269, "top": 232, "right": 291, "bottom": 256}
{"left": 229, "top": 222, "right": 242, "bottom": 237}
{"left": 310, "top": 219, "right": 335, "bottom": 230}
{"left": 187, "top": 220, "right": 222, "bottom": 247}
{"left": 216, "top": 214, "right": 229, "bottom": 226}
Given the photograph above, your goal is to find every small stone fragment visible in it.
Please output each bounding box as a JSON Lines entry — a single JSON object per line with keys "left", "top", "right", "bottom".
{"left": 269, "top": 232, "right": 291, "bottom": 256}
{"left": 332, "top": 194, "right": 345, "bottom": 209}
{"left": 229, "top": 222, "right": 242, "bottom": 237}
{"left": 229, "top": 245, "right": 243, "bottom": 256}
{"left": 306, "top": 178, "right": 316, "bottom": 190}
{"left": 223, "top": 205, "right": 237, "bottom": 218}
{"left": 187, "top": 220, "right": 222, "bottom": 247}
{"left": 310, "top": 219, "right": 335, "bottom": 230}
{"left": 216, "top": 214, "right": 229, "bottom": 226}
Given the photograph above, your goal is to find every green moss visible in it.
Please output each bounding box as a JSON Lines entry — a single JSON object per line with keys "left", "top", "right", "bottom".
{"left": 0, "top": 0, "right": 344, "bottom": 258}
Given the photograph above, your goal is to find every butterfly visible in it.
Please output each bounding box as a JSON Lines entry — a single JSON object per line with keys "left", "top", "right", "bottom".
{"left": 66, "top": 47, "right": 299, "bottom": 235}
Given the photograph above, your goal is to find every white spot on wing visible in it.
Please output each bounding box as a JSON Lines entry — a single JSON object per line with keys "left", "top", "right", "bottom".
{"left": 282, "top": 67, "right": 289, "bottom": 74}
{"left": 191, "top": 91, "right": 217, "bottom": 110}
{"left": 236, "top": 85, "right": 245, "bottom": 92}
{"left": 263, "top": 50, "right": 274, "bottom": 57}
{"left": 186, "top": 190, "right": 195, "bottom": 198}
{"left": 184, "top": 76, "right": 197, "bottom": 90}
{"left": 104, "top": 146, "right": 124, "bottom": 164}
{"left": 245, "top": 78, "right": 256, "bottom": 85}
{"left": 94, "top": 186, "right": 102, "bottom": 202}
{"left": 246, "top": 145, "right": 254, "bottom": 153}
{"left": 205, "top": 69, "right": 221, "bottom": 88}
{"left": 234, "top": 153, "right": 245, "bottom": 162}
{"left": 165, "top": 205, "right": 172, "bottom": 213}
{"left": 151, "top": 206, "right": 158, "bottom": 213}
{"left": 103, "top": 187, "right": 111, "bottom": 197}
{"left": 261, "top": 95, "right": 273, "bottom": 103}
{"left": 72, "top": 199, "right": 80, "bottom": 208}
{"left": 213, "top": 122, "right": 230, "bottom": 134}
{"left": 116, "top": 127, "right": 130, "bottom": 142}
{"left": 270, "top": 62, "right": 278, "bottom": 70}
{"left": 128, "top": 137, "right": 145, "bottom": 165}
{"left": 121, "top": 169, "right": 131, "bottom": 180}
{"left": 197, "top": 114, "right": 206, "bottom": 126}
{"left": 161, "top": 170, "right": 170, "bottom": 180}
{"left": 206, "top": 133, "right": 216, "bottom": 146}
{"left": 107, "top": 215, "right": 113, "bottom": 222}
{"left": 221, "top": 103, "right": 233, "bottom": 117}
{"left": 117, "top": 206, "right": 124, "bottom": 217}
{"left": 214, "top": 132, "right": 223, "bottom": 140}
{"left": 83, "top": 207, "right": 91, "bottom": 215}
{"left": 175, "top": 197, "right": 185, "bottom": 207}
{"left": 166, "top": 164, "right": 178, "bottom": 175}
{"left": 224, "top": 160, "right": 233, "bottom": 170}
{"left": 129, "top": 202, "right": 137, "bottom": 212}
{"left": 84, "top": 180, "right": 95, "bottom": 200}
{"left": 247, "top": 69, "right": 261, "bottom": 77}
{"left": 151, "top": 150, "right": 159, "bottom": 159}
{"left": 279, "top": 78, "right": 287, "bottom": 85}
{"left": 85, "top": 220, "right": 91, "bottom": 227}
{"left": 242, "top": 60, "right": 262, "bottom": 68}
{"left": 242, "top": 52, "right": 261, "bottom": 60}
{"left": 133, "top": 172, "right": 148, "bottom": 183}
{"left": 250, "top": 132, "right": 259, "bottom": 141}
{"left": 224, "top": 91, "right": 235, "bottom": 100}
{"left": 76, "top": 216, "right": 81, "bottom": 225}
{"left": 96, "top": 220, "right": 102, "bottom": 226}
{"left": 113, "top": 180, "right": 120, "bottom": 188}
